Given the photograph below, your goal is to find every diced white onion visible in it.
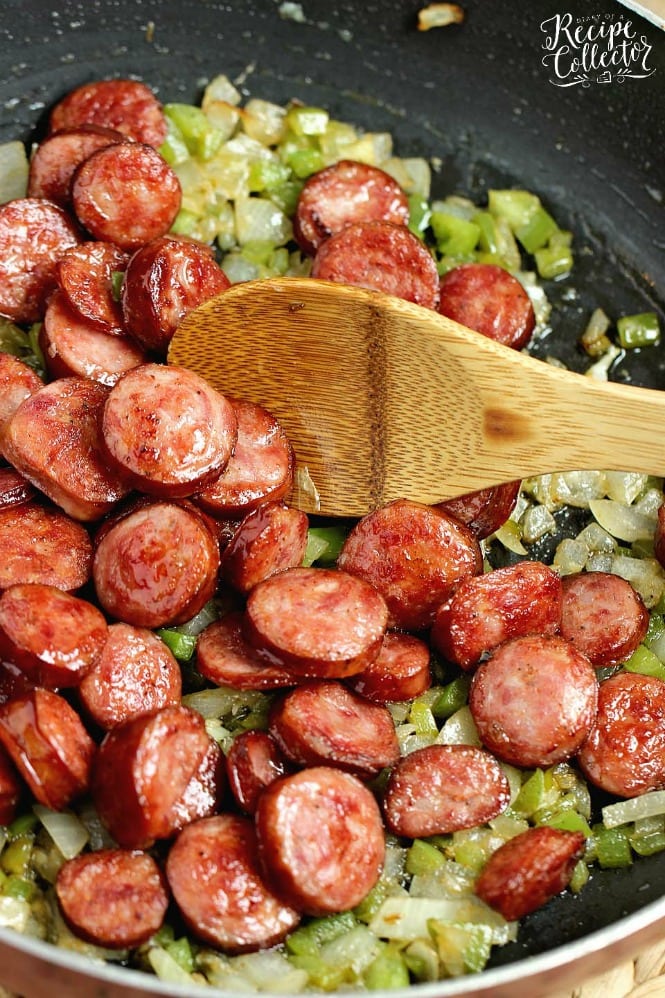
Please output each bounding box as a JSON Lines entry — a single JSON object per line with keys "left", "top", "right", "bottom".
{"left": 589, "top": 499, "right": 657, "bottom": 542}
{"left": 234, "top": 196, "right": 292, "bottom": 246}
{"left": 202, "top": 74, "right": 243, "bottom": 108}
{"left": 33, "top": 804, "right": 89, "bottom": 860}
{"left": 0, "top": 140, "right": 29, "bottom": 203}
{"left": 436, "top": 706, "right": 481, "bottom": 746}
{"left": 604, "top": 471, "right": 649, "bottom": 505}
{"left": 521, "top": 503, "right": 556, "bottom": 543}
{"left": 602, "top": 790, "right": 665, "bottom": 828}
{"left": 370, "top": 896, "right": 513, "bottom": 945}
{"left": 241, "top": 99, "right": 287, "bottom": 146}
{"left": 231, "top": 951, "right": 309, "bottom": 993}
{"left": 553, "top": 537, "right": 588, "bottom": 575}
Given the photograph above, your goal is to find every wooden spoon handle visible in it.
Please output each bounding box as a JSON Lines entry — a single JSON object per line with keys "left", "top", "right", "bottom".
{"left": 378, "top": 295, "right": 665, "bottom": 497}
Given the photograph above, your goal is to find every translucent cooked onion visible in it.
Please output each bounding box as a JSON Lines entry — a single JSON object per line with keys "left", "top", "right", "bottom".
{"left": 589, "top": 499, "right": 658, "bottom": 542}
{"left": 602, "top": 791, "right": 665, "bottom": 829}
{"left": 33, "top": 805, "right": 89, "bottom": 860}
{"left": 0, "top": 140, "right": 29, "bottom": 203}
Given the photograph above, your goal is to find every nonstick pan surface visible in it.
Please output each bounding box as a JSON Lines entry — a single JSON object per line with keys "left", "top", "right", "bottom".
{"left": 0, "top": 1, "right": 664, "bottom": 995}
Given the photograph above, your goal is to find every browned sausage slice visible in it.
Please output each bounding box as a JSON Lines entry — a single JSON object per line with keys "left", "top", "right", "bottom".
{"left": 312, "top": 220, "right": 440, "bottom": 310}
{"left": 0, "top": 353, "right": 44, "bottom": 452}
{"left": 0, "top": 744, "right": 22, "bottom": 826}
{"left": 245, "top": 566, "right": 388, "bottom": 678}
{"left": 383, "top": 744, "right": 510, "bottom": 838}
{"left": 348, "top": 631, "right": 431, "bottom": 703}
{"left": 577, "top": 672, "right": 665, "bottom": 797}
{"left": 2, "top": 377, "right": 130, "bottom": 521}
{"left": 41, "top": 292, "right": 146, "bottom": 386}
{"left": 226, "top": 730, "right": 289, "bottom": 815}
{"left": 338, "top": 498, "right": 483, "bottom": 631}
{"left": 437, "top": 481, "right": 521, "bottom": 540}
{"left": 475, "top": 827, "right": 586, "bottom": 921}
{"left": 49, "top": 78, "right": 168, "bottom": 147}
{"left": 220, "top": 502, "right": 309, "bottom": 594}
{"left": 0, "top": 583, "right": 107, "bottom": 688}
{"left": 0, "top": 468, "right": 36, "bottom": 510}
{"left": 469, "top": 635, "right": 598, "bottom": 768}
{"left": 56, "top": 849, "right": 169, "bottom": 948}
{"left": 431, "top": 561, "right": 563, "bottom": 670}
{"left": 294, "top": 159, "right": 409, "bottom": 255}
{"left": 0, "top": 501, "right": 92, "bottom": 592}
{"left": 256, "top": 766, "right": 385, "bottom": 916}
{"left": 55, "top": 240, "right": 129, "bottom": 332}
{"left": 269, "top": 680, "right": 400, "bottom": 777}
{"left": 560, "top": 571, "right": 649, "bottom": 668}
{"left": 93, "top": 500, "right": 220, "bottom": 628}
{"left": 78, "top": 622, "right": 182, "bottom": 729}
{"left": 166, "top": 813, "right": 301, "bottom": 951}
{"left": 194, "top": 399, "right": 295, "bottom": 518}
{"left": 196, "top": 613, "right": 300, "bottom": 691}
{"left": 0, "top": 198, "right": 82, "bottom": 323}
{"left": 71, "top": 143, "right": 181, "bottom": 250}
{"left": 121, "top": 235, "right": 231, "bottom": 354}
{"left": 92, "top": 704, "right": 224, "bottom": 849}
{"left": 27, "top": 125, "right": 127, "bottom": 206}
{"left": 101, "top": 363, "right": 237, "bottom": 497}
{"left": 0, "top": 688, "right": 95, "bottom": 810}
{"left": 438, "top": 262, "right": 536, "bottom": 349}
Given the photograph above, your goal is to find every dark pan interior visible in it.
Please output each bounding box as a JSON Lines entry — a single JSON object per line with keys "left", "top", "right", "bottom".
{"left": 0, "top": 0, "right": 664, "bottom": 978}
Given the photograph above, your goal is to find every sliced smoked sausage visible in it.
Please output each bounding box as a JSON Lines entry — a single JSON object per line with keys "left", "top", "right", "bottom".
{"left": 49, "top": 78, "right": 168, "bottom": 148}
{"left": 78, "top": 622, "right": 182, "bottom": 730}
{"left": 101, "top": 363, "right": 237, "bottom": 498}
{"left": 2, "top": 377, "right": 130, "bottom": 522}
{"left": 437, "top": 481, "right": 521, "bottom": 540}
{"left": 469, "top": 634, "right": 599, "bottom": 769}
{"left": 55, "top": 240, "right": 129, "bottom": 333}
{"left": 93, "top": 500, "right": 220, "bottom": 628}
{"left": 312, "top": 220, "right": 440, "bottom": 310}
{"left": 196, "top": 613, "right": 300, "bottom": 692}
{"left": 121, "top": 234, "right": 230, "bottom": 354}
{"left": 27, "top": 125, "right": 127, "bottom": 206}
{"left": 0, "top": 198, "right": 82, "bottom": 323}
{"left": 226, "top": 730, "right": 289, "bottom": 815}
{"left": 0, "top": 468, "right": 36, "bottom": 511}
{"left": 338, "top": 498, "right": 482, "bottom": 632}
{"left": 256, "top": 766, "right": 385, "bottom": 916}
{"left": 0, "top": 353, "right": 44, "bottom": 451}
{"left": 41, "top": 291, "right": 146, "bottom": 386}
{"left": 166, "top": 813, "right": 301, "bottom": 952}
{"left": 383, "top": 744, "right": 510, "bottom": 837}
{"left": 92, "top": 704, "right": 224, "bottom": 849}
{"left": 194, "top": 398, "right": 295, "bottom": 518}
{"left": 244, "top": 566, "right": 388, "bottom": 678}
{"left": 71, "top": 142, "right": 181, "bottom": 250}
{"left": 577, "top": 672, "right": 665, "bottom": 798}
{"left": 438, "top": 262, "right": 536, "bottom": 350}
{"left": 475, "top": 826, "right": 585, "bottom": 921}
{"left": 431, "top": 560, "right": 563, "bottom": 671}
{"left": 56, "top": 849, "right": 169, "bottom": 949}
{"left": 268, "top": 680, "right": 400, "bottom": 778}
{"left": 0, "top": 583, "right": 107, "bottom": 688}
{"left": 220, "top": 502, "right": 309, "bottom": 594}
{"left": 0, "top": 688, "right": 95, "bottom": 811}
{"left": 560, "top": 570, "right": 649, "bottom": 668}
{"left": 0, "top": 502, "right": 92, "bottom": 592}
{"left": 294, "top": 159, "right": 409, "bottom": 255}
{"left": 348, "top": 631, "right": 432, "bottom": 703}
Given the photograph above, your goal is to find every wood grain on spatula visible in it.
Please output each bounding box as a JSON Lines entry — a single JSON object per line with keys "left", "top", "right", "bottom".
{"left": 168, "top": 277, "right": 665, "bottom": 518}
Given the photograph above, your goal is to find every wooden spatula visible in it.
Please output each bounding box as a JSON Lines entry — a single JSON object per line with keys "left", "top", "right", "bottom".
{"left": 168, "top": 277, "right": 665, "bottom": 517}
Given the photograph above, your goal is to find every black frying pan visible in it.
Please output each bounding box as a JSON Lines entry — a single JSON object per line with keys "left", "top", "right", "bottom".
{"left": 0, "top": 1, "right": 663, "bottom": 995}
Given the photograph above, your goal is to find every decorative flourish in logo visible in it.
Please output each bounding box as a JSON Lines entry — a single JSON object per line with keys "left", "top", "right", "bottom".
{"left": 540, "top": 12, "right": 655, "bottom": 87}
